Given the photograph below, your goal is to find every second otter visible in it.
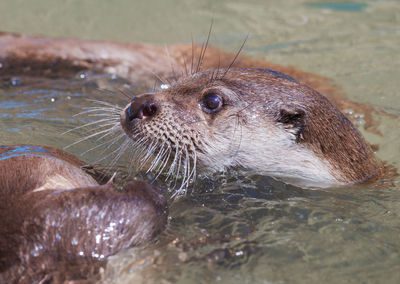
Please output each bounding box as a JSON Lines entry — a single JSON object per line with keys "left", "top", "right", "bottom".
{"left": 120, "top": 68, "right": 383, "bottom": 189}
{"left": 0, "top": 145, "right": 167, "bottom": 283}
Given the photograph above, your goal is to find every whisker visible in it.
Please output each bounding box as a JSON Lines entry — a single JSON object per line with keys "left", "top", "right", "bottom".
{"left": 148, "top": 143, "right": 166, "bottom": 172}
{"left": 74, "top": 107, "right": 121, "bottom": 117}
{"left": 87, "top": 114, "right": 120, "bottom": 120}
{"left": 166, "top": 142, "right": 180, "bottom": 179}
{"left": 154, "top": 146, "right": 172, "bottom": 180}
{"left": 126, "top": 141, "right": 138, "bottom": 175}
{"left": 190, "top": 33, "right": 195, "bottom": 75}
{"left": 86, "top": 99, "right": 124, "bottom": 110}
{"left": 81, "top": 132, "right": 125, "bottom": 155}
{"left": 139, "top": 66, "right": 171, "bottom": 86}
{"left": 221, "top": 34, "right": 249, "bottom": 79}
{"left": 95, "top": 125, "right": 122, "bottom": 141}
{"left": 62, "top": 118, "right": 119, "bottom": 135}
{"left": 196, "top": 19, "right": 213, "bottom": 74}
{"left": 95, "top": 138, "right": 130, "bottom": 165}
{"left": 108, "top": 140, "right": 130, "bottom": 169}
{"left": 95, "top": 87, "right": 133, "bottom": 100}
{"left": 164, "top": 45, "right": 179, "bottom": 83}
{"left": 182, "top": 53, "right": 189, "bottom": 77}
{"left": 64, "top": 127, "right": 117, "bottom": 149}
{"left": 141, "top": 141, "right": 159, "bottom": 169}
{"left": 174, "top": 149, "right": 183, "bottom": 188}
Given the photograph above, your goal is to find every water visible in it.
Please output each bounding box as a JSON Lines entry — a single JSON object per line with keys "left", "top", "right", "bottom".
{"left": 0, "top": 0, "right": 399, "bottom": 283}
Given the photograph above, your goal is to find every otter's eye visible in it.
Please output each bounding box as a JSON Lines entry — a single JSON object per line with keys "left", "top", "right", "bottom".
{"left": 201, "top": 93, "right": 223, "bottom": 113}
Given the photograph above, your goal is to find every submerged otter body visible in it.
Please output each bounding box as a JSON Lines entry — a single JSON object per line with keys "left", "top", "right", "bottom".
{"left": 120, "top": 68, "right": 383, "bottom": 188}
{"left": 0, "top": 145, "right": 167, "bottom": 283}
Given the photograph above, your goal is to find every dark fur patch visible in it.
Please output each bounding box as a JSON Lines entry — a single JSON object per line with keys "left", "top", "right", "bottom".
{"left": 277, "top": 107, "right": 306, "bottom": 140}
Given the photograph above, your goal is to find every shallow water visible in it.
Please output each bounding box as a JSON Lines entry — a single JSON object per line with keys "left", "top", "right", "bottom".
{"left": 0, "top": 0, "right": 400, "bottom": 283}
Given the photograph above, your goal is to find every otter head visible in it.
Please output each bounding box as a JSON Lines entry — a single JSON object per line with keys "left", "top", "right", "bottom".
{"left": 120, "top": 68, "right": 381, "bottom": 189}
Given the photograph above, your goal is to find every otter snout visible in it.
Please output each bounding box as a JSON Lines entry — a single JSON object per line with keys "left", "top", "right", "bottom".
{"left": 120, "top": 94, "right": 160, "bottom": 134}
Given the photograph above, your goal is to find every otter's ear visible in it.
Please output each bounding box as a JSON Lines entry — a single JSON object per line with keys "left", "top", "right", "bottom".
{"left": 276, "top": 107, "right": 307, "bottom": 140}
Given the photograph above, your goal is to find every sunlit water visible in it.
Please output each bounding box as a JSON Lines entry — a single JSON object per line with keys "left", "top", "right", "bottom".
{"left": 0, "top": 0, "right": 399, "bottom": 283}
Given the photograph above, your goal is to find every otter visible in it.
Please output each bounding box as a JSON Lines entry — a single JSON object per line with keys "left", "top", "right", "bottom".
{"left": 119, "top": 68, "right": 383, "bottom": 189}
{"left": 0, "top": 145, "right": 167, "bottom": 283}
{"left": 0, "top": 33, "right": 387, "bottom": 188}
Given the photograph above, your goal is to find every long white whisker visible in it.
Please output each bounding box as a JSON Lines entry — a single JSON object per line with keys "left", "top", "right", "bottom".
{"left": 86, "top": 99, "right": 124, "bottom": 109}
{"left": 64, "top": 127, "right": 116, "bottom": 149}
{"left": 166, "top": 142, "right": 180, "bottom": 180}
{"left": 141, "top": 141, "right": 159, "bottom": 170}
{"left": 148, "top": 143, "right": 167, "bottom": 172}
{"left": 74, "top": 107, "right": 121, "bottom": 117}
{"left": 62, "top": 118, "right": 119, "bottom": 135}
{"left": 94, "top": 139, "right": 129, "bottom": 164}
{"left": 81, "top": 132, "right": 125, "bottom": 155}
{"left": 174, "top": 149, "right": 183, "bottom": 188}
{"left": 154, "top": 146, "right": 172, "bottom": 180}
{"left": 94, "top": 124, "right": 122, "bottom": 141}
{"left": 107, "top": 143, "right": 128, "bottom": 170}
{"left": 188, "top": 145, "right": 197, "bottom": 182}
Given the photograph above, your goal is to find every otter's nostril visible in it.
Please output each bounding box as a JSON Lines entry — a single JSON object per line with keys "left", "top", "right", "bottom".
{"left": 126, "top": 101, "right": 158, "bottom": 122}
{"left": 127, "top": 104, "right": 143, "bottom": 121}
{"left": 142, "top": 102, "right": 158, "bottom": 117}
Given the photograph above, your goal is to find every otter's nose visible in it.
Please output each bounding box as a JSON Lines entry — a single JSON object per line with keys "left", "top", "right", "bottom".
{"left": 126, "top": 95, "right": 160, "bottom": 121}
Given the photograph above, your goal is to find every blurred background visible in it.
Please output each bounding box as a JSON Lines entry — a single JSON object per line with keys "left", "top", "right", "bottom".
{"left": 0, "top": 1, "right": 399, "bottom": 283}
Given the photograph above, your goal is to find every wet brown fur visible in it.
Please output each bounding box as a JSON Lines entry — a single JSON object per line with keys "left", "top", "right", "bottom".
{"left": 0, "top": 145, "right": 167, "bottom": 283}
{"left": 134, "top": 69, "right": 383, "bottom": 184}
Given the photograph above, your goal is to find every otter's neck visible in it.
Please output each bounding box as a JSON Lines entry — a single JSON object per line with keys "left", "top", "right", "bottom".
{"left": 301, "top": 96, "right": 382, "bottom": 184}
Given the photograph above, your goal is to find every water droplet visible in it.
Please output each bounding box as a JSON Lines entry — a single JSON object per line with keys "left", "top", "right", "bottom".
{"left": 50, "top": 98, "right": 56, "bottom": 102}
{"left": 10, "top": 77, "right": 22, "bottom": 86}
{"left": 344, "top": 109, "right": 354, "bottom": 115}
{"left": 160, "top": 84, "right": 170, "bottom": 90}
{"left": 71, "top": 237, "right": 78, "bottom": 245}
{"left": 355, "top": 119, "right": 365, "bottom": 126}
{"left": 77, "top": 72, "right": 87, "bottom": 80}
{"left": 235, "top": 250, "right": 244, "bottom": 256}
{"left": 31, "top": 244, "right": 43, "bottom": 257}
